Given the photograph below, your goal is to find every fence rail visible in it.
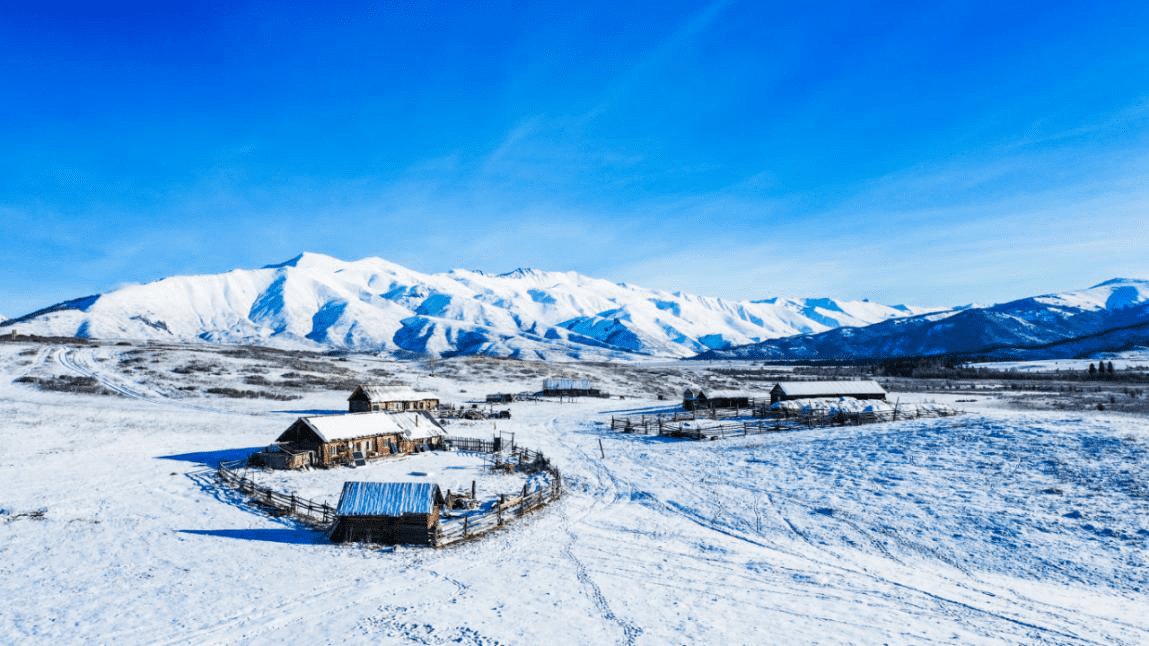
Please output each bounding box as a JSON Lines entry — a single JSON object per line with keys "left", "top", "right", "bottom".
{"left": 609, "top": 405, "right": 771, "bottom": 432}
{"left": 216, "top": 460, "right": 337, "bottom": 525}
{"left": 212, "top": 435, "right": 563, "bottom": 548}
{"left": 614, "top": 406, "right": 964, "bottom": 440}
{"left": 435, "top": 435, "right": 562, "bottom": 547}
{"left": 434, "top": 475, "right": 562, "bottom": 548}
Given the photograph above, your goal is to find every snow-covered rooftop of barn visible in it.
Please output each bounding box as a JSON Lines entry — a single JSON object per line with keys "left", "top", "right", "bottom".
{"left": 300, "top": 411, "right": 444, "bottom": 442}
{"left": 543, "top": 378, "right": 593, "bottom": 390}
{"left": 335, "top": 481, "right": 441, "bottom": 517}
{"left": 350, "top": 384, "right": 439, "bottom": 402}
{"left": 703, "top": 390, "right": 755, "bottom": 399}
{"left": 773, "top": 380, "right": 887, "bottom": 397}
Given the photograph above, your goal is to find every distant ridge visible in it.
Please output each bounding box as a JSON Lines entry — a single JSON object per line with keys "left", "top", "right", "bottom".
{"left": 0, "top": 252, "right": 929, "bottom": 360}
{"left": 700, "top": 278, "right": 1149, "bottom": 362}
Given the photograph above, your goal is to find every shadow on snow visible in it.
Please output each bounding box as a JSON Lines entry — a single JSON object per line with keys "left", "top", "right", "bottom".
{"left": 178, "top": 528, "right": 325, "bottom": 545}
{"left": 157, "top": 447, "right": 262, "bottom": 467}
{"left": 600, "top": 404, "right": 685, "bottom": 415}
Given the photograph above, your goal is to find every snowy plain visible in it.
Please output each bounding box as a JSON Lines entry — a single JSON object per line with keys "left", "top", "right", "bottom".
{"left": 966, "top": 352, "right": 1149, "bottom": 373}
{"left": 1, "top": 342, "right": 1147, "bottom": 645}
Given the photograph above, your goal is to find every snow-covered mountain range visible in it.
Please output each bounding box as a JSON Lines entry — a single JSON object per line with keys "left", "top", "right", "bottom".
{"left": 0, "top": 252, "right": 931, "bottom": 359}
{"left": 701, "top": 278, "right": 1149, "bottom": 362}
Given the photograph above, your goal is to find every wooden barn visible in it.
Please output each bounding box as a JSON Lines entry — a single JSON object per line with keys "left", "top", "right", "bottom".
{"left": 254, "top": 411, "right": 446, "bottom": 469}
{"left": 348, "top": 384, "right": 440, "bottom": 413}
{"left": 542, "top": 377, "right": 604, "bottom": 398}
{"left": 770, "top": 380, "right": 887, "bottom": 404}
{"left": 683, "top": 388, "right": 753, "bottom": 411}
{"left": 329, "top": 481, "right": 444, "bottom": 546}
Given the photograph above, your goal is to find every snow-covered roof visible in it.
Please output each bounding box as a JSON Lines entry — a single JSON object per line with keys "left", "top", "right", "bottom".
{"left": 544, "top": 378, "right": 594, "bottom": 390}
{"left": 349, "top": 384, "right": 439, "bottom": 402}
{"left": 335, "top": 481, "right": 442, "bottom": 517}
{"left": 387, "top": 412, "right": 445, "bottom": 441}
{"left": 702, "top": 390, "right": 754, "bottom": 399}
{"left": 293, "top": 411, "right": 444, "bottom": 443}
{"left": 772, "top": 380, "right": 887, "bottom": 397}
{"left": 685, "top": 388, "right": 754, "bottom": 399}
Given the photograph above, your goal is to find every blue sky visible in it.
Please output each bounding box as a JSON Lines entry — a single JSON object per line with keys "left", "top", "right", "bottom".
{"left": 2, "top": 1, "right": 1148, "bottom": 315}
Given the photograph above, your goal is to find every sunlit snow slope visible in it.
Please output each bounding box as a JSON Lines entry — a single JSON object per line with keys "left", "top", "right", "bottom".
{"left": 0, "top": 252, "right": 928, "bottom": 359}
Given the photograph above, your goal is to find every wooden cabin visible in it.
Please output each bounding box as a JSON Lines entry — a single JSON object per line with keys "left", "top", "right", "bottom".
{"left": 542, "top": 377, "right": 604, "bottom": 398}
{"left": 329, "top": 481, "right": 444, "bottom": 546}
{"left": 486, "top": 393, "right": 515, "bottom": 404}
{"left": 348, "top": 384, "right": 440, "bottom": 413}
{"left": 683, "top": 387, "right": 702, "bottom": 410}
{"left": 770, "top": 380, "right": 887, "bottom": 404}
{"left": 254, "top": 411, "right": 446, "bottom": 469}
{"left": 683, "top": 388, "right": 752, "bottom": 411}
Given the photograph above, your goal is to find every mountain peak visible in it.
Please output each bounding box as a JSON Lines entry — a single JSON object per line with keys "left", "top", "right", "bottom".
{"left": 499, "top": 267, "right": 547, "bottom": 279}
{"left": 1090, "top": 277, "right": 1149, "bottom": 289}
{"left": 5, "top": 253, "right": 929, "bottom": 359}
{"left": 263, "top": 251, "right": 343, "bottom": 270}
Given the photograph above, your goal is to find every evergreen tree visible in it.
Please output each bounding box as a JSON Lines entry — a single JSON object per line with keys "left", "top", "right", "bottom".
{"left": 1107, "top": 361, "right": 1115, "bottom": 374}
{"left": 1089, "top": 363, "right": 1097, "bottom": 376}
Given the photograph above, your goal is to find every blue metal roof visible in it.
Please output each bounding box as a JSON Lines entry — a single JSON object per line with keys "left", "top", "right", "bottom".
{"left": 335, "top": 481, "right": 441, "bottom": 517}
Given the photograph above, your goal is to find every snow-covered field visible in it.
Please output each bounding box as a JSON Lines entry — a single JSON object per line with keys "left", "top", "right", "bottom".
{"left": 1, "top": 341, "right": 1148, "bottom": 644}
{"left": 968, "top": 353, "right": 1149, "bottom": 373}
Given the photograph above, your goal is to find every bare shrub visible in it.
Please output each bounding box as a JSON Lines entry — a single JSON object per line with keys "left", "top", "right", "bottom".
{"left": 204, "top": 387, "right": 299, "bottom": 401}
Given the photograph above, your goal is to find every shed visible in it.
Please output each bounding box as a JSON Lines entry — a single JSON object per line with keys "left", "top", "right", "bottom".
{"left": 348, "top": 384, "right": 440, "bottom": 413}
{"left": 770, "top": 380, "right": 887, "bottom": 404}
{"left": 261, "top": 411, "right": 445, "bottom": 468}
{"left": 542, "top": 377, "right": 604, "bottom": 398}
{"left": 683, "top": 388, "right": 753, "bottom": 411}
{"left": 329, "top": 481, "right": 444, "bottom": 545}
{"left": 249, "top": 444, "right": 312, "bottom": 470}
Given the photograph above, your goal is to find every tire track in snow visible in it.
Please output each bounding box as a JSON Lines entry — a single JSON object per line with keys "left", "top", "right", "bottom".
{"left": 55, "top": 347, "right": 156, "bottom": 402}
{"left": 559, "top": 516, "right": 643, "bottom": 646}
{"left": 53, "top": 346, "right": 234, "bottom": 414}
{"left": 15, "top": 345, "right": 53, "bottom": 379}
{"left": 546, "top": 417, "right": 644, "bottom": 645}
{"left": 577, "top": 426, "right": 1108, "bottom": 644}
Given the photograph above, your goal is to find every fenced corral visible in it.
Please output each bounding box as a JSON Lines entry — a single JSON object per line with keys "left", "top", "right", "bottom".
{"left": 212, "top": 435, "right": 563, "bottom": 548}
{"left": 434, "top": 474, "right": 562, "bottom": 548}
{"left": 442, "top": 435, "right": 550, "bottom": 473}
{"left": 609, "top": 403, "right": 771, "bottom": 432}
{"left": 434, "top": 434, "right": 562, "bottom": 547}
{"left": 610, "top": 409, "right": 738, "bottom": 433}
{"left": 613, "top": 405, "right": 964, "bottom": 440}
{"left": 216, "top": 460, "right": 336, "bottom": 525}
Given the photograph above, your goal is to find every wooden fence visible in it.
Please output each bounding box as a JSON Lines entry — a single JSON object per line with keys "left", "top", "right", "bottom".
{"left": 434, "top": 473, "right": 562, "bottom": 548}
{"left": 435, "top": 435, "right": 562, "bottom": 547}
{"left": 216, "top": 460, "right": 336, "bottom": 525}
{"left": 212, "top": 435, "right": 563, "bottom": 548}
{"left": 618, "top": 406, "right": 964, "bottom": 440}
{"left": 610, "top": 405, "right": 770, "bottom": 432}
